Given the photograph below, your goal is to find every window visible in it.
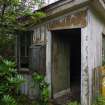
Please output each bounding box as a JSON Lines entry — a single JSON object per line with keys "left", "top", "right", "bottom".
{"left": 20, "top": 32, "right": 31, "bottom": 68}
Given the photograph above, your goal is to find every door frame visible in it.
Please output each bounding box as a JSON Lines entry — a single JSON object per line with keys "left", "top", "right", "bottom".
{"left": 50, "top": 28, "right": 81, "bottom": 99}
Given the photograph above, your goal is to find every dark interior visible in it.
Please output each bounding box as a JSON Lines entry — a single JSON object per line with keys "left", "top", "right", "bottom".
{"left": 20, "top": 32, "right": 31, "bottom": 68}
{"left": 52, "top": 28, "right": 81, "bottom": 102}
{"left": 69, "top": 29, "right": 81, "bottom": 101}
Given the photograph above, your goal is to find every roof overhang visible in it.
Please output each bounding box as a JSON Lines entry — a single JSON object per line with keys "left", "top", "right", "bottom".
{"left": 31, "top": 0, "right": 105, "bottom": 27}
{"left": 89, "top": 0, "right": 105, "bottom": 21}
{"left": 40, "top": 0, "right": 89, "bottom": 19}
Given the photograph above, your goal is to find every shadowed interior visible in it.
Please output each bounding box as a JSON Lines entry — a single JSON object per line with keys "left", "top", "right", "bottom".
{"left": 51, "top": 28, "right": 81, "bottom": 103}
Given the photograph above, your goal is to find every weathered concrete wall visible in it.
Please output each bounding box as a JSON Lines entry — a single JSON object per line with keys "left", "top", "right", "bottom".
{"left": 81, "top": 9, "right": 105, "bottom": 105}
{"left": 88, "top": 9, "right": 104, "bottom": 105}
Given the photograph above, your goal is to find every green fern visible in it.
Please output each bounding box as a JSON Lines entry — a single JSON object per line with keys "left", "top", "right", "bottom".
{"left": 0, "top": 59, "right": 25, "bottom": 105}
{"left": 1, "top": 95, "right": 17, "bottom": 105}
{"left": 93, "top": 96, "right": 105, "bottom": 105}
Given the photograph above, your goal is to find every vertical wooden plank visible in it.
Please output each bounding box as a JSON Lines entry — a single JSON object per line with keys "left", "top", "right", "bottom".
{"left": 40, "top": 26, "right": 45, "bottom": 42}
{"left": 44, "top": 26, "right": 47, "bottom": 43}
{"left": 33, "top": 29, "right": 36, "bottom": 44}
{"left": 51, "top": 31, "right": 71, "bottom": 98}
{"left": 29, "top": 45, "right": 46, "bottom": 75}
{"left": 36, "top": 28, "right": 40, "bottom": 41}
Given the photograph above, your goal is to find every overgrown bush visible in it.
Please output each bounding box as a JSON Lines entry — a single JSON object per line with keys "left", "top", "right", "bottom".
{"left": 0, "top": 59, "right": 49, "bottom": 105}
{"left": 1, "top": 95, "right": 17, "bottom": 105}
{"left": 93, "top": 96, "right": 105, "bottom": 105}
{"left": 32, "top": 72, "right": 49, "bottom": 105}
{"left": 17, "top": 94, "right": 39, "bottom": 105}
{"left": 67, "top": 101, "right": 80, "bottom": 105}
{"left": 0, "top": 59, "right": 24, "bottom": 105}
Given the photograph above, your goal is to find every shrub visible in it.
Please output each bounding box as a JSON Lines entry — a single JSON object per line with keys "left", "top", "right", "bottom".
{"left": 1, "top": 95, "right": 17, "bottom": 105}
{"left": 0, "top": 59, "right": 24, "bottom": 105}
{"left": 17, "top": 94, "right": 39, "bottom": 105}
{"left": 67, "top": 101, "right": 80, "bottom": 105}
{"left": 32, "top": 72, "right": 49, "bottom": 105}
{"left": 93, "top": 96, "right": 105, "bottom": 105}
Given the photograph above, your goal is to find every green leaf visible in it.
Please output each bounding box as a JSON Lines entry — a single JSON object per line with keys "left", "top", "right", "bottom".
{"left": 1, "top": 95, "right": 17, "bottom": 105}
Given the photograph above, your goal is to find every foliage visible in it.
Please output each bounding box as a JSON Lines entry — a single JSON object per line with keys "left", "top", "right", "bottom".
{"left": 0, "top": 34, "right": 15, "bottom": 59}
{"left": 32, "top": 72, "right": 49, "bottom": 105}
{"left": 102, "top": 59, "right": 105, "bottom": 66}
{"left": 67, "top": 101, "right": 80, "bottom": 105}
{"left": 0, "top": 0, "right": 46, "bottom": 59}
{"left": 93, "top": 96, "right": 105, "bottom": 105}
{"left": 1, "top": 95, "right": 17, "bottom": 105}
{"left": 0, "top": 0, "right": 46, "bottom": 33}
{"left": 17, "top": 94, "right": 39, "bottom": 105}
{"left": 0, "top": 59, "right": 25, "bottom": 105}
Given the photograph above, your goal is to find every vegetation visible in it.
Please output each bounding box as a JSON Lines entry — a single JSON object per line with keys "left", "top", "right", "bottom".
{"left": 0, "top": 0, "right": 46, "bottom": 59}
{"left": 93, "top": 96, "right": 105, "bottom": 105}
{"left": 32, "top": 72, "right": 49, "bottom": 105}
{"left": 67, "top": 96, "right": 105, "bottom": 105}
{"left": 67, "top": 101, "right": 80, "bottom": 105}
{"left": 0, "top": 59, "right": 24, "bottom": 105}
{"left": 17, "top": 94, "right": 39, "bottom": 105}
{"left": 0, "top": 59, "right": 49, "bottom": 105}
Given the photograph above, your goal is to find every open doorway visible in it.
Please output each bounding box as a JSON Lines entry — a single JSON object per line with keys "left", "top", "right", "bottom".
{"left": 51, "top": 28, "right": 81, "bottom": 103}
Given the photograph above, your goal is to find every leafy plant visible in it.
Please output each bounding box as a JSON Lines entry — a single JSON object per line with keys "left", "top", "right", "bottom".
{"left": 0, "top": 0, "right": 46, "bottom": 59}
{"left": 93, "top": 96, "right": 105, "bottom": 105}
{"left": 0, "top": 59, "right": 25, "bottom": 105}
{"left": 32, "top": 72, "right": 49, "bottom": 105}
{"left": 17, "top": 94, "right": 39, "bottom": 105}
{"left": 1, "top": 95, "right": 17, "bottom": 105}
{"left": 67, "top": 101, "right": 80, "bottom": 105}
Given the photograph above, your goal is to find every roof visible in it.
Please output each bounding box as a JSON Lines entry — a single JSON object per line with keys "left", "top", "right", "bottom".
{"left": 36, "top": 0, "right": 105, "bottom": 21}
{"left": 40, "top": 0, "right": 74, "bottom": 11}
{"left": 39, "top": 0, "right": 88, "bottom": 16}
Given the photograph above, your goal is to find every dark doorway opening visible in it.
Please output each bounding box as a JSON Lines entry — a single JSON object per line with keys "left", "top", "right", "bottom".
{"left": 70, "top": 29, "right": 81, "bottom": 102}
{"left": 51, "top": 28, "right": 81, "bottom": 104}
